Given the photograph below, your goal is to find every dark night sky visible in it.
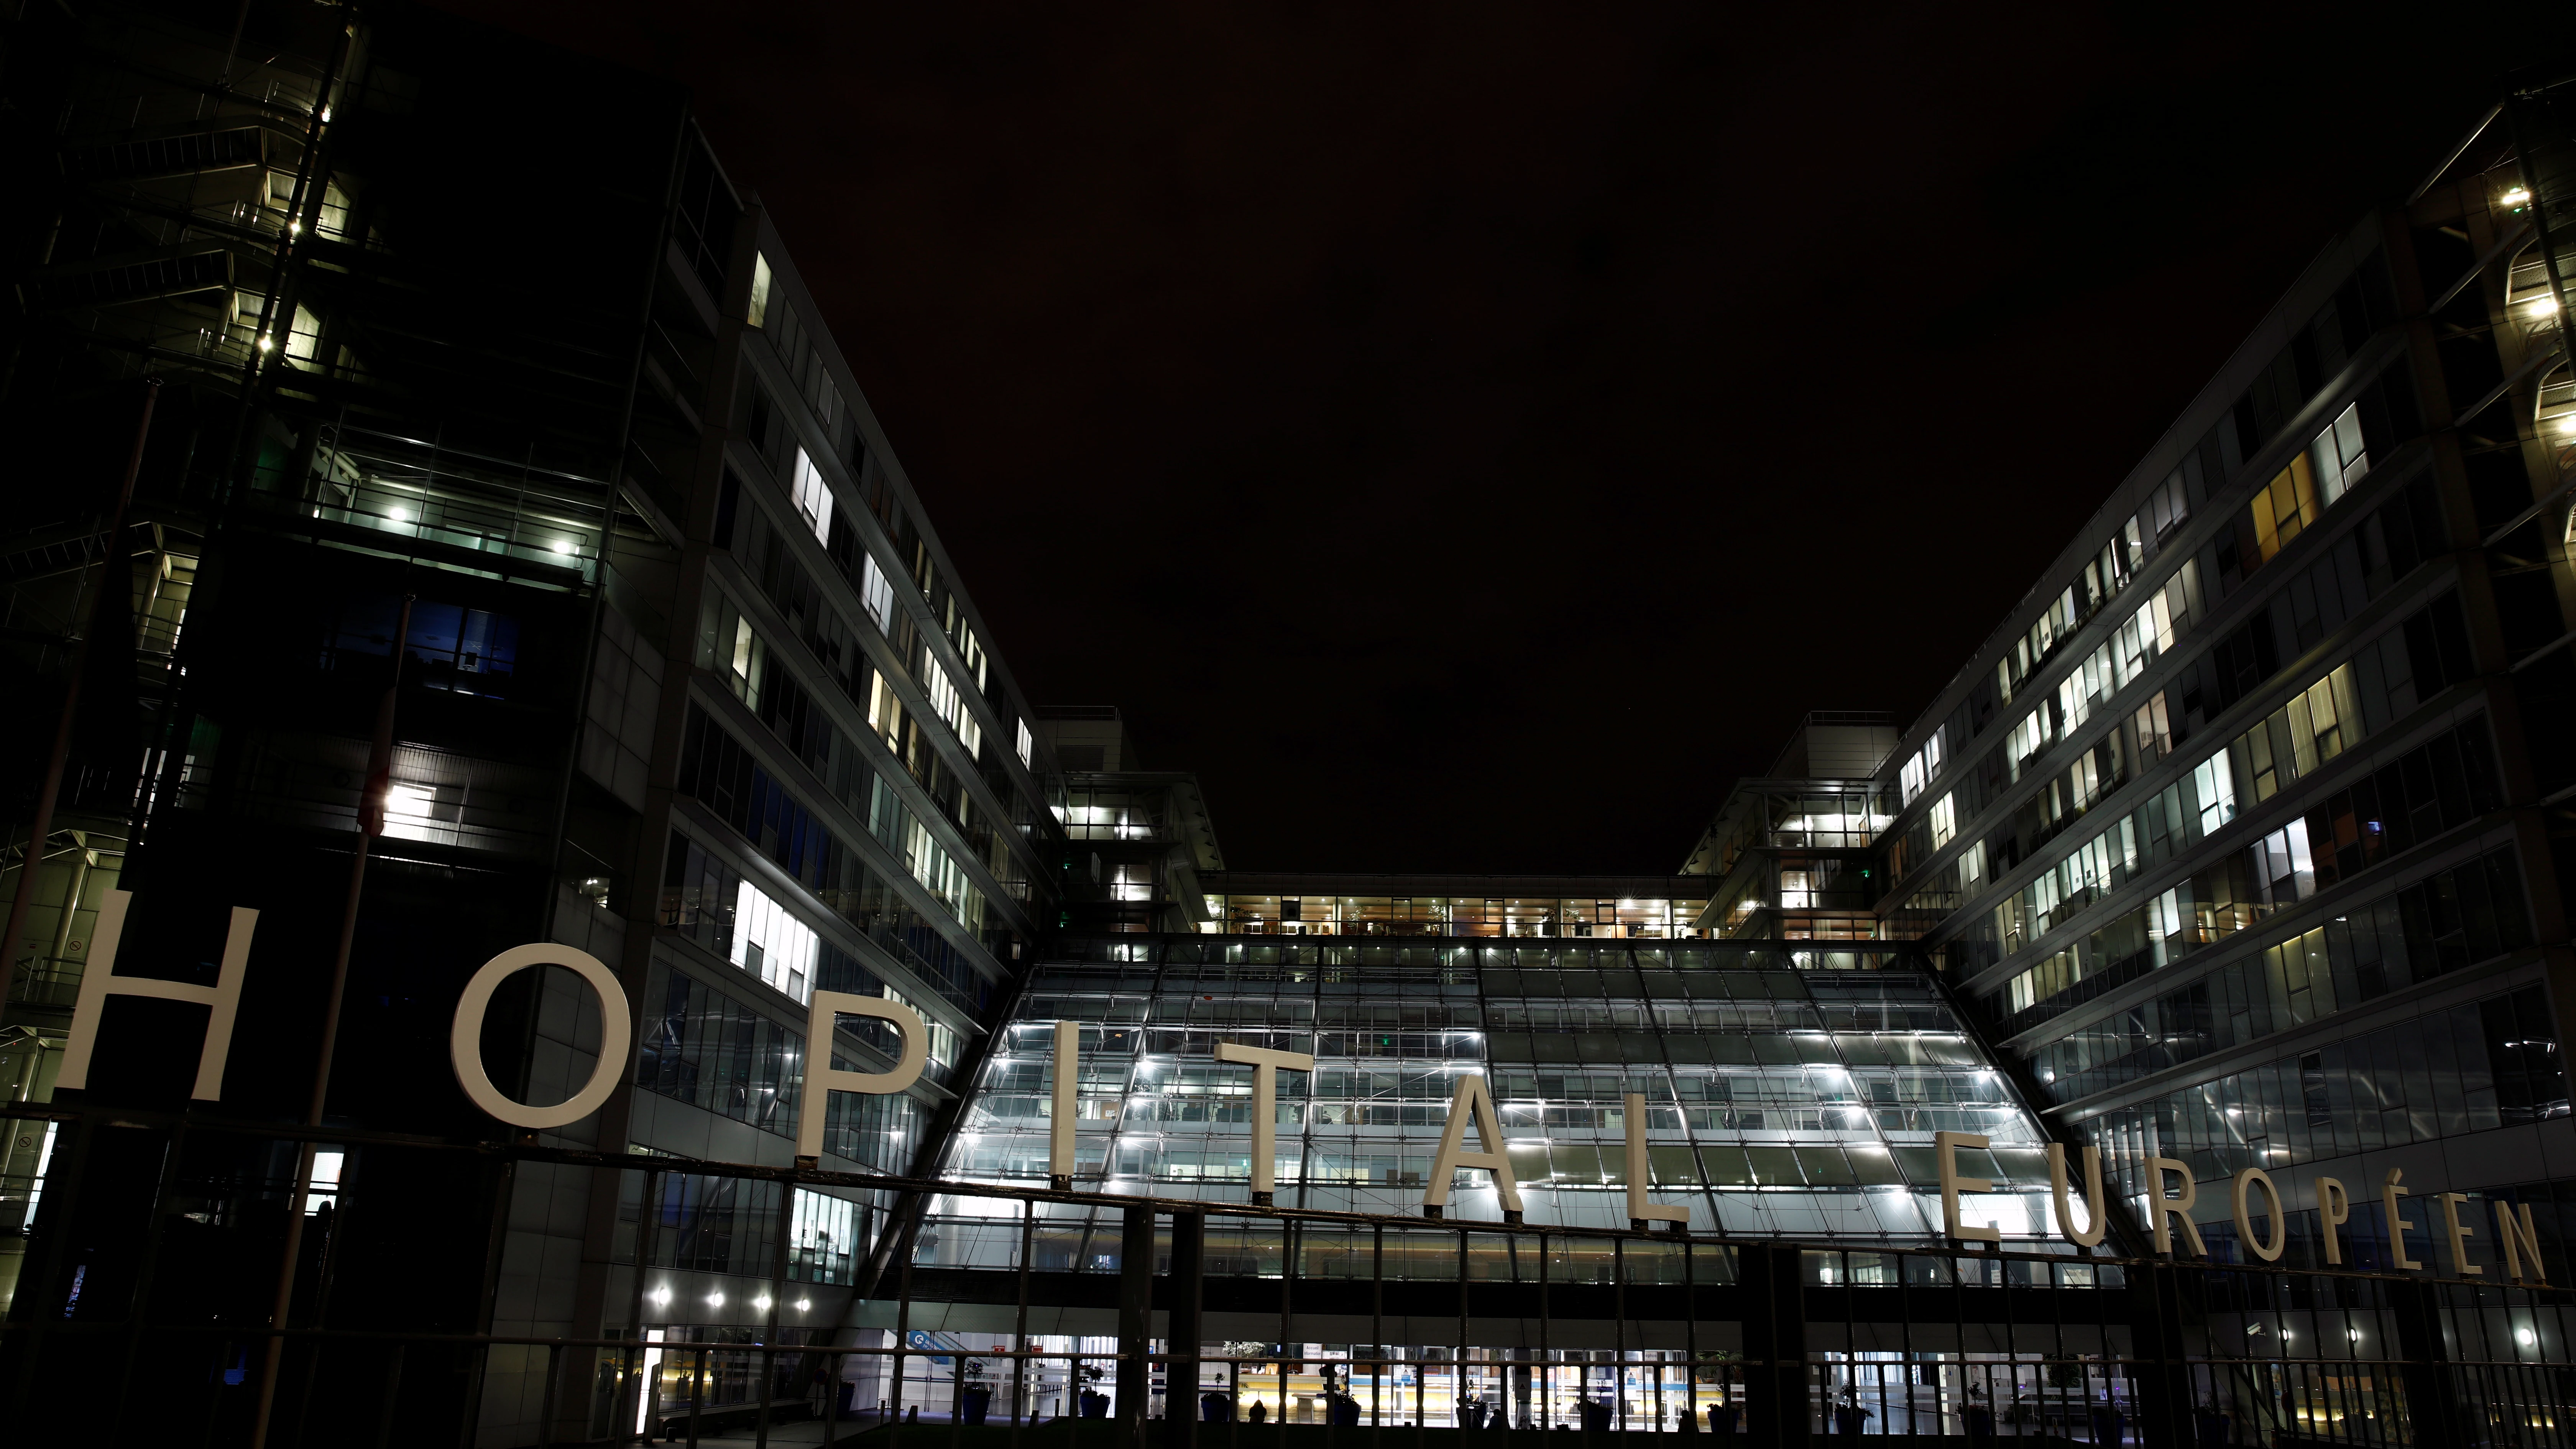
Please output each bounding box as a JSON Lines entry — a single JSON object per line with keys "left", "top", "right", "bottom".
{"left": 439, "top": 1, "right": 2572, "bottom": 874}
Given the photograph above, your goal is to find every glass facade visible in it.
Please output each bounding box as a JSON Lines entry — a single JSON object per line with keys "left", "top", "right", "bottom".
{"left": 931, "top": 926, "right": 2060, "bottom": 1266}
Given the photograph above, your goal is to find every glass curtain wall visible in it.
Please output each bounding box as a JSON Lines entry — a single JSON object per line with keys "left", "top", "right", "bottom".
{"left": 928, "top": 933, "right": 2057, "bottom": 1281}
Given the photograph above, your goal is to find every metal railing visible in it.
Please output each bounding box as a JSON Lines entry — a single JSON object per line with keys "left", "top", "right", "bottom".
{"left": 1, "top": 1100, "right": 2569, "bottom": 1449}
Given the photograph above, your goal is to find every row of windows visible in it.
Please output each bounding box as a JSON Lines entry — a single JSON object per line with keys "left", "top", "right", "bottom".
{"left": 1041, "top": 936, "right": 1914, "bottom": 974}
{"left": 618, "top": 1171, "right": 864, "bottom": 1286}
{"left": 660, "top": 829, "right": 968, "bottom": 1074}
{"left": 632, "top": 961, "right": 925, "bottom": 1169}
{"left": 1889, "top": 358, "right": 2436, "bottom": 935}
{"left": 742, "top": 255, "right": 1036, "bottom": 782}
{"left": 1991, "top": 464, "right": 2197, "bottom": 714}
{"left": 2080, "top": 984, "right": 2567, "bottom": 1199}
{"left": 728, "top": 499, "right": 1030, "bottom": 893}
{"left": 1984, "top": 715, "right": 2502, "bottom": 1031}
{"left": 698, "top": 583, "right": 1015, "bottom": 924}
{"left": 2032, "top": 846, "right": 2535, "bottom": 1099}
{"left": 672, "top": 701, "right": 996, "bottom": 1006}
{"left": 949, "top": 1134, "right": 2047, "bottom": 1194}
{"left": 1967, "top": 589, "right": 2473, "bottom": 983}
{"left": 986, "top": 1058, "right": 2005, "bottom": 1115}
{"left": 1911, "top": 474, "right": 2449, "bottom": 928}
{"left": 1893, "top": 254, "right": 2403, "bottom": 886}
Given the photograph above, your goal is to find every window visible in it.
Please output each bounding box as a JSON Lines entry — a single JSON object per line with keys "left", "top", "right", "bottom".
{"left": 322, "top": 595, "right": 521, "bottom": 700}
{"left": 866, "top": 670, "right": 904, "bottom": 748}
{"left": 733, "top": 875, "right": 820, "bottom": 1003}
{"left": 790, "top": 1189, "right": 858, "bottom": 1284}
{"left": 2253, "top": 820, "right": 2316, "bottom": 905}
{"left": 1015, "top": 719, "right": 1034, "bottom": 769}
{"left": 2132, "top": 692, "right": 2171, "bottom": 761}
{"left": 859, "top": 554, "right": 895, "bottom": 632}
{"left": 748, "top": 252, "right": 774, "bottom": 327}
{"left": 1928, "top": 793, "right": 1957, "bottom": 849}
{"left": 2006, "top": 709, "right": 2050, "bottom": 780}
{"left": 1899, "top": 731, "right": 1943, "bottom": 804}
{"left": 2249, "top": 453, "right": 2321, "bottom": 567}
{"left": 2142, "top": 466, "right": 2190, "bottom": 542}
{"left": 2309, "top": 402, "right": 2368, "bottom": 506}
{"left": 922, "top": 658, "right": 984, "bottom": 758}
{"left": 284, "top": 304, "right": 322, "bottom": 363}
{"left": 2193, "top": 752, "right": 2237, "bottom": 836}
{"left": 790, "top": 447, "right": 832, "bottom": 544}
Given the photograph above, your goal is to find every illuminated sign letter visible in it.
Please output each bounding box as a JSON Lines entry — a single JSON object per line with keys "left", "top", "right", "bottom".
{"left": 2046, "top": 1143, "right": 2108, "bottom": 1248}
{"left": 1935, "top": 1131, "right": 1999, "bottom": 1243}
{"left": 2145, "top": 1158, "right": 2207, "bottom": 1257}
{"left": 2382, "top": 1169, "right": 2423, "bottom": 1271}
{"left": 449, "top": 944, "right": 632, "bottom": 1129}
{"left": 1423, "top": 1073, "right": 1522, "bottom": 1219}
{"left": 2230, "top": 1168, "right": 2285, "bottom": 1263}
{"left": 58, "top": 890, "right": 256, "bottom": 1101}
{"left": 2315, "top": 1177, "right": 2351, "bottom": 1265}
{"left": 2497, "top": 1200, "right": 2546, "bottom": 1283}
{"left": 796, "top": 991, "right": 927, "bottom": 1162}
{"left": 1623, "top": 1092, "right": 1687, "bottom": 1228}
{"left": 1214, "top": 1041, "right": 1314, "bottom": 1202}
{"left": 1050, "top": 1020, "right": 1078, "bottom": 1186}
{"left": 2437, "top": 1192, "right": 2481, "bottom": 1277}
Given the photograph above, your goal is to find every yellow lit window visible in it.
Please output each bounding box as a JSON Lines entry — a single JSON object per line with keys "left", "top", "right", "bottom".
{"left": 2249, "top": 453, "right": 2320, "bottom": 565}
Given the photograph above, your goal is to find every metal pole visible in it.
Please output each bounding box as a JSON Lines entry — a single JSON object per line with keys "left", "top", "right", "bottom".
{"left": 250, "top": 594, "right": 413, "bottom": 1449}
{"left": 537, "top": 1342, "right": 563, "bottom": 1449}
{"left": 688, "top": 1347, "right": 706, "bottom": 1449}
{"left": 1013, "top": 1201, "right": 1034, "bottom": 1435}
{"left": 0, "top": 377, "right": 158, "bottom": 1010}
{"left": 758, "top": 1174, "right": 794, "bottom": 1449}
{"left": 627, "top": 1169, "right": 665, "bottom": 1445}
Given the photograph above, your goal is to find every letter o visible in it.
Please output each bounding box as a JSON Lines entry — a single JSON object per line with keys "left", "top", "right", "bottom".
{"left": 450, "top": 944, "right": 632, "bottom": 1129}
{"left": 2231, "top": 1167, "right": 2287, "bottom": 1263}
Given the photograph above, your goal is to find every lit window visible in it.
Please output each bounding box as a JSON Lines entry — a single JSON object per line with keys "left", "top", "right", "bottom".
{"left": 748, "top": 253, "right": 773, "bottom": 327}
{"left": 302, "top": 1150, "right": 345, "bottom": 1215}
{"left": 1928, "top": 793, "right": 1956, "bottom": 849}
{"left": 1898, "top": 731, "right": 1942, "bottom": 804}
{"left": 2192, "top": 753, "right": 2236, "bottom": 836}
{"left": 732, "top": 877, "right": 819, "bottom": 1004}
{"left": 859, "top": 554, "right": 895, "bottom": 632}
{"left": 285, "top": 304, "right": 322, "bottom": 363}
{"left": 2307, "top": 402, "right": 2368, "bottom": 506}
{"left": 1015, "top": 720, "right": 1034, "bottom": 768}
{"left": 790, "top": 448, "right": 833, "bottom": 544}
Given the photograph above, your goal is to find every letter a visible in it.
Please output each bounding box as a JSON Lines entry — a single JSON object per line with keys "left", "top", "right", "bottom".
{"left": 1424, "top": 1073, "right": 1522, "bottom": 1218}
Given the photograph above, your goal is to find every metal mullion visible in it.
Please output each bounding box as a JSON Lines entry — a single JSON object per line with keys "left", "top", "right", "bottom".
{"left": 760, "top": 1174, "right": 795, "bottom": 1449}
{"left": 1456, "top": 1227, "right": 1469, "bottom": 1434}
{"left": 1614, "top": 1236, "right": 1627, "bottom": 1433}
{"left": 106, "top": 1119, "right": 191, "bottom": 1447}
{"left": 1013, "top": 1200, "right": 1033, "bottom": 1446}
{"left": 1372, "top": 1222, "right": 1384, "bottom": 1446}
{"left": 374, "top": 1345, "right": 406, "bottom": 1449}
{"left": 687, "top": 1347, "right": 706, "bottom": 1449}
{"left": 7, "top": 1112, "right": 97, "bottom": 1409}
{"left": 537, "top": 1343, "right": 563, "bottom": 1449}
{"left": 627, "top": 1168, "right": 665, "bottom": 1446}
